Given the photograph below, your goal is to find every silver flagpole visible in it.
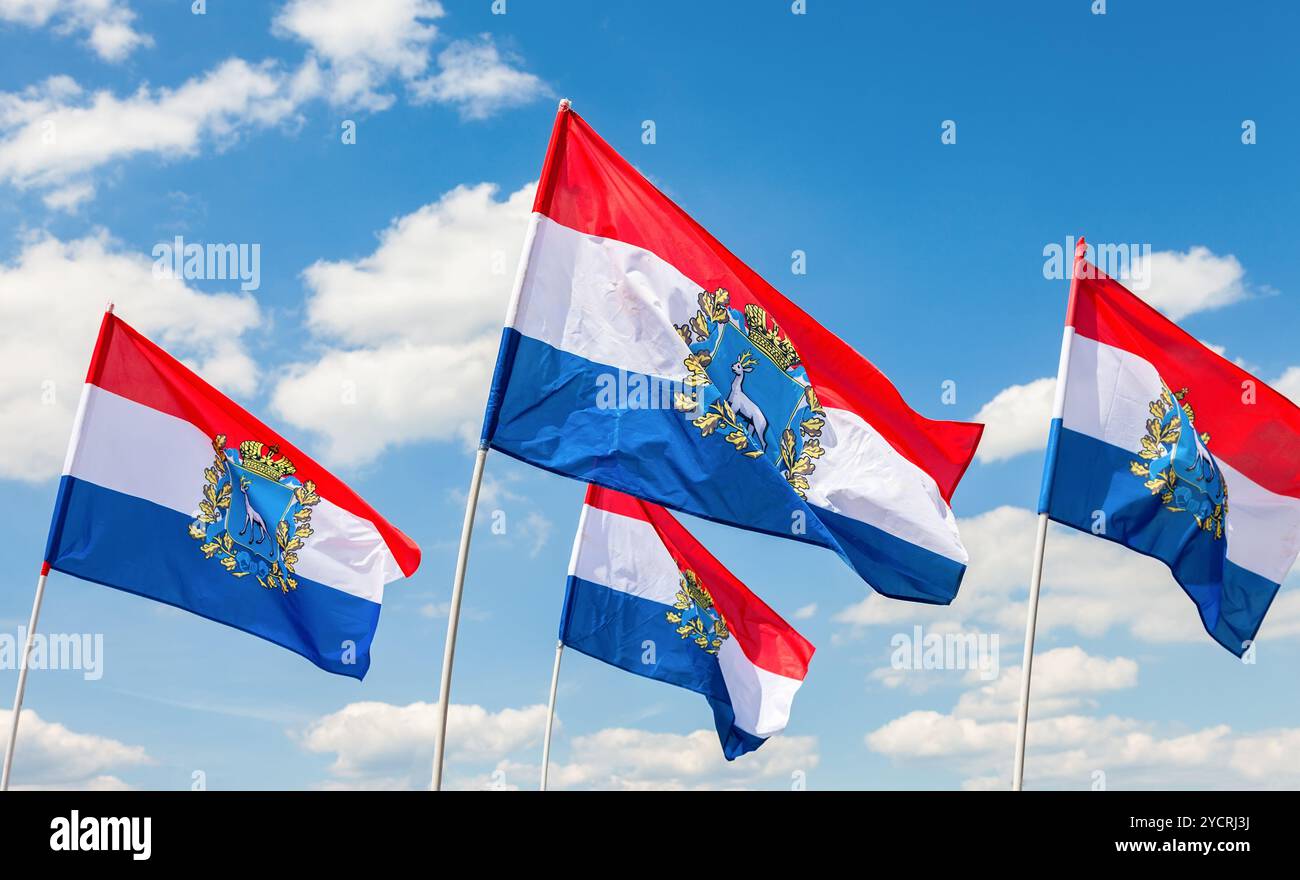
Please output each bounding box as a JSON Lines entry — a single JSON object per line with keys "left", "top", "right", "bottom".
{"left": 430, "top": 105, "right": 561, "bottom": 788}
{"left": 539, "top": 640, "right": 564, "bottom": 791}
{"left": 540, "top": 486, "right": 589, "bottom": 791}
{"left": 430, "top": 446, "right": 488, "bottom": 791}
{"left": 1, "top": 566, "right": 50, "bottom": 791}
{"left": 1012, "top": 236, "right": 1085, "bottom": 791}
{"left": 4, "top": 302, "right": 108, "bottom": 791}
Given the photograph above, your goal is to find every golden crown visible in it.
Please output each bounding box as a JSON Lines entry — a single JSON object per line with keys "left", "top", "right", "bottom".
{"left": 743, "top": 304, "right": 800, "bottom": 371}
{"left": 238, "top": 441, "right": 297, "bottom": 481}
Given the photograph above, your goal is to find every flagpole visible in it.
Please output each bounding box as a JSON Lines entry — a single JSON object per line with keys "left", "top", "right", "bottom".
{"left": 539, "top": 639, "right": 564, "bottom": 791}
{"left": 430, "top": 103, "right": 567, "bottom": 791}
{"left": 2, "top": 565, "right": 50, "bottom": 792}
{"left": 1012, "top": 236, "right": 1085, "bottom": 791}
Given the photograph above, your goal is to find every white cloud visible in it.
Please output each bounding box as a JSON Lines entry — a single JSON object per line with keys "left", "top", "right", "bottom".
{"left": 0, "top": 230, "right": 260, "bottom": 482}
{"left": 413, "top": 35, "right": 551, "bottom": 120}
{"left": 0, "top": 0, "right": 152, "bottom": 61}
{"left": 301, "top": 700, "right": 549, "bottom": 789}
{"left": 792, "top": 603, "right": 817, "bottom": 620}
{"left": 1274, "top": 366, "right": 1300, "bottom": 405}
{"left": 302, "top": 699, "right": 817, "bottom": 791}
{"left": 0, "top": 708, "right": 149, "bottom": 788}
{"left": 971, "top": 376, "right": 1054, "bottom": 463}
{"left": 0, "top": 59, "right": 319, "bottom": 202}
{"left": 533, "top": 727, "right": 817, "bottom": 791}
{"left": 864, "top": 646, "right": 1300, "bottom": 789}
{"left": 951, "top": 646, "right": 1138, "bottom": 720}
{"left": 834, "top": 506, "right": 1253, "bottom": 647}
{"left": 271, "top": 181, "right": 535, "bottom": 465}
{"left": 1133, "top": 245, "right": 1254, "bottom": 320}
{"left": 273, "top": 0, "right": 444, "bottom": 111}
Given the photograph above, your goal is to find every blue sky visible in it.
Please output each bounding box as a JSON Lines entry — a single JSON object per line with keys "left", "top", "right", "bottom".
{"left": 0, "top": 0, "right": 1297, "bottom": 790}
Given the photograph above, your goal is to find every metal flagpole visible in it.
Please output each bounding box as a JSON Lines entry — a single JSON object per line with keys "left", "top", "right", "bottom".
{"left": 1, "top": 565, "right": 50, "bottom": 791}
{"left": 430, "top": 104, "right": 565, "bottom": 791}
{"left": 4, "top": 301, "right": 112, "bottom": 791}
{"left": 430, "top": 446, "right": 488, "bottom": 791}
{"left": 1012, "top": 236, "right": 1085, "bottom": 791}
{"left": 539, "top": 640, "right": 564, "bottom": 791}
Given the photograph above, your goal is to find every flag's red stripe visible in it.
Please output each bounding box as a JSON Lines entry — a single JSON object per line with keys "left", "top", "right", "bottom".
{"left": 583, "top": 485, "right": 814, "bottom": 679}
{"left": 535, "top": 110, "right": 983, "bottom": 503}
{"left": 84, "top": 314, "right": 422, "bottom": 577}
{"left": 1070, "top": 266, "right": 1300, "bottom": 499}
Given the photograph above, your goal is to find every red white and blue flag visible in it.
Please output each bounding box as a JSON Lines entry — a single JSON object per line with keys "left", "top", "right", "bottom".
{"left": 43, "top": 312, "right": 422, "bottom": 678}
{"left": 562, "top": 485, "right": 814, "bottom": 759}
{"left": 484, "top": 106, "right": 984, "bottom": 605}
{"left": 1041, "top": 254, "right": 1300, "bottom": 655}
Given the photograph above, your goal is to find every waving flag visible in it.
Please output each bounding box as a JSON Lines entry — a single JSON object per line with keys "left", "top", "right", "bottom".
{"left": 43, "top": 312, "right": 421, "bottom": 678}
{"left": 562, "top": 485, "right": 813, "bottom": 759}
{"left": 484, "top": 105, "right": 983, "bottom": 604}
{"left": 1040, "top": 256, "right": 1300, "bottom": 655}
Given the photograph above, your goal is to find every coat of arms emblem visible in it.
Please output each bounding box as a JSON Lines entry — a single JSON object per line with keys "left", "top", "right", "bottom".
{"left": 1129, "top": 383, "right": 1228, "bottom": 539}
{"left": 188, "top": 435, "right": 320, "bottom": 592}
{"left": 666, "top": 568, "right": 730, "bottom": 655}
{"left": 673, "top": 289, "right": 827, "bottom": 498}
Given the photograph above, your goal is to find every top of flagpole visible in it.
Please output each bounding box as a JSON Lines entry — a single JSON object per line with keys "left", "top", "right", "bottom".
{"left": 105, "top": 301, "right": 115, "bottom": 314}
{"left": 558, "top": 98, "right": 572, "bottom": 112}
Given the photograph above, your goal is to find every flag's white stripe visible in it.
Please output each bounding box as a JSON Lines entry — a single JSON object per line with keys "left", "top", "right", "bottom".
{"left": 809, "top": 407, "right": 967, "bottom": 563}
{"left": 523, "top": 214, "right": 964, "bottom": 565}
{"left": 570, "top": 503, "right": 802, "bottom": 738}
{"left": 513, "top": 214, "right": 695, "bottom": 379}
{"left": 569, "top": 505, "right": 681, "bottom": 605}
{"left": 716, "top": 637, "right": 801, "bottom": 738}
{"left": 1063, "top": 334, "right": 1300, "bottom": 585}
{"left": 62, "top": 385, "right": 399, "bottom": 602}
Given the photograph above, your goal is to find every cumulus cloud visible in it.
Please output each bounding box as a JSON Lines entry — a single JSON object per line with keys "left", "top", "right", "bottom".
{"left": 837, "top": 501, "right": 1211, "bottom": 644}
{"left": 0, "top": 0, "right": 152, "bottom": 62}
{"left": 271, "top": 181, "right": 535, "bottom": 465}
{"left": 865, "top": 646, "right": 1300, "bottom": 790}
{"left": 835, "top": 505, "right": 1300, "bottom": 647}
{"left": 869, "top": 709, "right": 1256, "bottom": 790}
{"left": 272, "top": 3, "right": 546, "bottom": 118}
{"left": 971, "top": 376, "right": 1054, "bottom": 464}
{"left": 0, "top": 60, "right": 319, "bottom": 203}
{"left": 1274, "top": 366, "right": 1300, "bottom": 405}
{"left": 522, "top": 727, "right": 817, "bottom": 791}
{"left": 273, "top": 0, "right": 444, "bottom": 111}
{"left": 301, "top": 700, "right": 549, "bottom": 789}
{"left": 0, "top": 708, "right": 149, "bottom": 788}
{"left": 413, "top": 35, "right": 551, "bottom": 120}
{"left": 0, "top": 230, "right": 260, "bottom": 482}
{"left": 1133, "top": 246, "right": 1255, "bottom": 320}
{"left": 301, "top": 699, "right": 817, "bottom": 791}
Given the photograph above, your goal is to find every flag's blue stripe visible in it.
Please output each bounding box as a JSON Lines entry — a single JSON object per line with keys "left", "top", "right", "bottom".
{"left": 490, "top": 329, "right": 966, "bottom": 604}
{"left": 1037, "top": 417, "right": 1063, "bottom": 515}
{"left": 44, "top": 476, "right": 381, "bottom": 679}
{"left": 1044, "top": 427, "right": 1280, "bottom": 656}
{"left": 560, "top": 575, "right": 765, "bottom": 759}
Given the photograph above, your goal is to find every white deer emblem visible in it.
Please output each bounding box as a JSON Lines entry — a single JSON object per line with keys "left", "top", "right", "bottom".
{"left": 237, "top": 476, "right": 270, "bottom": 545}
{"left": 727, "top": 351, "right": 768, "bottom": 452}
